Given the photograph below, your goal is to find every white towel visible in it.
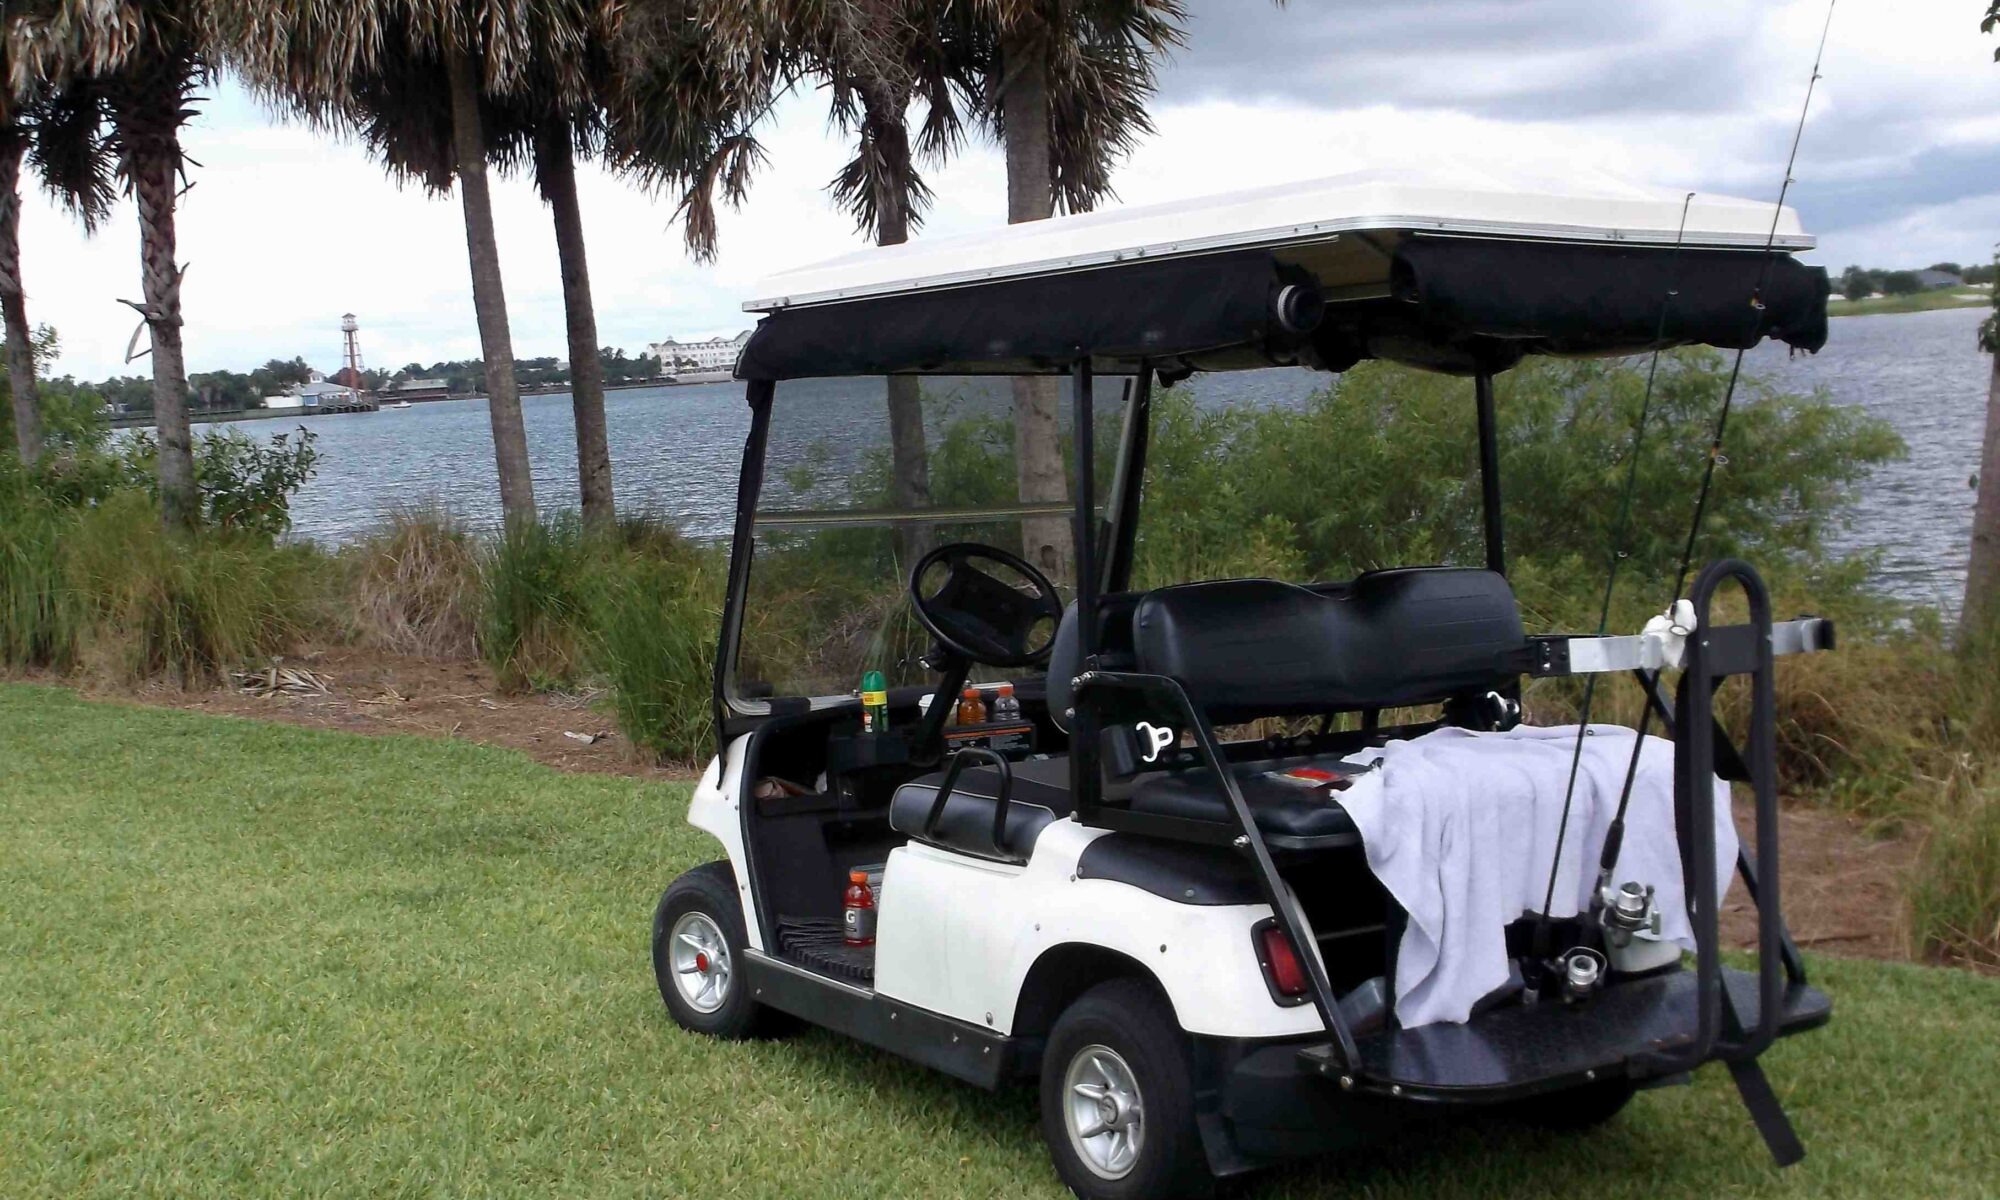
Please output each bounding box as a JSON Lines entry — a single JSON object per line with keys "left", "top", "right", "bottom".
{"left": 1334, "top": 723, "right": 1735, "bottom": 1029}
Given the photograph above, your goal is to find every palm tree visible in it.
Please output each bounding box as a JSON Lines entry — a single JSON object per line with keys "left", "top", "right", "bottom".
{"left": 213, "top": 2, "right": 601, "bottom": 527}
{"left": 1968, "top": 250, "right": 1999, "bottom": 635}
{"left": 9, "top": 1, "right": 204, "bottom": 523}
{"left": 981, "top": 1, "right": 1185, "bottom": 580}
{"left": 667, "top": 2, "right": 985, "bottom": 556}
{"left": 2, "top": 38, "right": 116, "bottom": 463}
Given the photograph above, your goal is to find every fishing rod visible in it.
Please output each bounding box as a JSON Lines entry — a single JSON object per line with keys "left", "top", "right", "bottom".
{"left": 1527, "top": 192, "right": 1696, "bottom": 973}
{"left": 1527, "top": 0, "right": 1838, "bottom": 983}
{"left": 1591, "top": 0, "right": 1840, "bottom": 891}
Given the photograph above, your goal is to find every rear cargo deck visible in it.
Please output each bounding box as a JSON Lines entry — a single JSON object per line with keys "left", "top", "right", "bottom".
{"left": 1298, "top": 966, "right": 1831, "bottom": 1101}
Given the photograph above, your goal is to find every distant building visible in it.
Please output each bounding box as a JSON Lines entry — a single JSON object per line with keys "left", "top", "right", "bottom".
{"left": 1916, "top": 269, "right": 1965, "bottom": 290}
{"left": 263, "top": 375, "right": 361, "bottom": 409}
{"left": 392, "top": 377, "right": 451, "bottom": 399}
{"left": 646, "top": 330, "right": 751, "bottom": 375}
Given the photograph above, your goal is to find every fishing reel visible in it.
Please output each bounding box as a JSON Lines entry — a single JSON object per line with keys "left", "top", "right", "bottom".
{"left": 1594, "top": 879, "right": 1681, "bottom": 974}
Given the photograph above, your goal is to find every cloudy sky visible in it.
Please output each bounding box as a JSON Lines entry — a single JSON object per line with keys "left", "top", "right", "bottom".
{"left": 18, "top": 0, "right": 2000, "bottom": 382}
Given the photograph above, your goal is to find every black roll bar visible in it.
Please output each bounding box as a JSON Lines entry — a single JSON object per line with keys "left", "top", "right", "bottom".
{"left": 1639, "top": 558, "right": 1786, "bottom": 1074}
{"left": 1070, "top": 669, "right": 1363, "bottom": 1071}
{"left": 921, "top": 746, "right": 1023, "bottom": 865}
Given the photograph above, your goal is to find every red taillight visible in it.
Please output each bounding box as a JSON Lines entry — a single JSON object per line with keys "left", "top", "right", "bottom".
{"left": 1259, "top": 925, "right": 1308, "bottom": 997}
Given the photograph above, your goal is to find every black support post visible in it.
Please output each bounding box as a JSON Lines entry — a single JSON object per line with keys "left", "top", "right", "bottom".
{"left": 1069, "top": 361, "right": 1103, "bottom": 818}
{"left": 712, "top": 379, "right": 774, "bottom": 747}
{"left": 1475, "top": 370, "right": 1506, "bottom": 576}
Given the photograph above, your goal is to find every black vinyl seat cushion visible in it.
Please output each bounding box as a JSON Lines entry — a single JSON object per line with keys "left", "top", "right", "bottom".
{"left": 1124, "top": 754, "right": 1368, "bottom": 851}
{"left": 890, "top": 755, "right": 1075, "bottom": 862}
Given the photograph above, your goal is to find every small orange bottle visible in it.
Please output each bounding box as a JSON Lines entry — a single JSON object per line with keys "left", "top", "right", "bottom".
{"left": 842, "top": 870, "right": 876, "bottom": 946}
{"left": 958, "top": 687, "right": 987, "bottom": 725}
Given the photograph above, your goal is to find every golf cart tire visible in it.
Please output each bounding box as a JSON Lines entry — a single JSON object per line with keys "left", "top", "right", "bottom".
{"left": 652, "top": 861, "right": 778, "bottom": 1040}
{"left": 1040, "top": 978, "right": 1214, "bottom": 1200}
{"left": 1497, "top": 1078, "right": 1637, "bottom": 1131}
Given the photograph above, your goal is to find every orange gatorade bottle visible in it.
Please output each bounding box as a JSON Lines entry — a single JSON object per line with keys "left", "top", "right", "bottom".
{"left": 843, "top": 870, "right": 876, "bottom": 946}
{"left": 958, "top": 687, "right": 987, "bottom": 724}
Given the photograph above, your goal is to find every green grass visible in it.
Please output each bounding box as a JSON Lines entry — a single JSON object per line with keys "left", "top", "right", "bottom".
{"left": 1827, "top": 289, "right": 1990, "bottom": 317}
{"left": 2, "top": 684, "right": 1997, "bottom": 1198}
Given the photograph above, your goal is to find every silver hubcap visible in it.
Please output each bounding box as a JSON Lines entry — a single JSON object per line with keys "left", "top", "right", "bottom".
{"left": 668, "top": 912, "right": 731, "bottom": 1014}
{"left": 1063, "top": 1044, "right": 1145, "bottom": 1180}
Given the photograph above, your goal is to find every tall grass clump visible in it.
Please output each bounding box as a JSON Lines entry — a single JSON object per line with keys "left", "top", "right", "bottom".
{"left": 62, "top": 493, "right": 328, "bottom": 684}
{"left": 479, "top": 514, "right": 596, "bottom": 689}
{"left": 473, "top": 513, "right": 725, "bottom": 761}
{"left": 347, "top": 507, "right": 482, "bottom": 658}
{"left": 0, "top": 476, "right": 81, "bottom": 670}
{"left": 589, "top": 548, "right": 723, "bottom": 764}
{"left": 1908, "top": 784, "right": 2000, "bottom": 968}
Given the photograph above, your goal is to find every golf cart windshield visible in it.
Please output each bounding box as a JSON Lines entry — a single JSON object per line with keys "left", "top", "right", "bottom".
{"left": 736, "top": 374, "right": 1126, "bottom": 703}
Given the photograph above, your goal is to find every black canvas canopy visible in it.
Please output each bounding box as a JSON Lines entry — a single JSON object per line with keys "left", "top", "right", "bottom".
{"left": 735, "top": 238, "right": 1829, "bottom": 382}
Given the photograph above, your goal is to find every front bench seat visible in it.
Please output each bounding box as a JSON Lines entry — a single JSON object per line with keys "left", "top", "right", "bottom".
{"left": 890, "top": 755, "right": 1074, "bottom": 863}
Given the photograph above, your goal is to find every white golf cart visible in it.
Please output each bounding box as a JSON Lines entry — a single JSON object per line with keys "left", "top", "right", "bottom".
{"left": 652, "top": 172, "right": 1835, "bottom": 1198}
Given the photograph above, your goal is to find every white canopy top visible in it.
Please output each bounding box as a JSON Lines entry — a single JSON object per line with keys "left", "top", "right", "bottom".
{"left": 744, "top": 167, "right": 1811, "bottom": 313}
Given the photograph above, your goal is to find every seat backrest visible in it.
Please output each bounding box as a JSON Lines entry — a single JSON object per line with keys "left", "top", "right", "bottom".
{"left": 1128, "top": 568, "right": 1524, "bottom": 722}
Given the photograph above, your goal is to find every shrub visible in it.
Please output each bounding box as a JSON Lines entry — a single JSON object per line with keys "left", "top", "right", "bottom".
{"left": 1136, "top": 352, "right": 1905, "bottom": 601}
{"left": 347, "top": 507, "right": 482, "bottom": 658}
{"left": 117, "top": 426, "right": 321, "bottom": 539}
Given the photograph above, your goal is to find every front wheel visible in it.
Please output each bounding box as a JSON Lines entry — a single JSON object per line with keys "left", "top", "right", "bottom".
{"left": 1039, "top": 979, "right": 1213, "bottom": 1200}
{"left": 651, "top": 860, "right": 772, "bottom": 1039}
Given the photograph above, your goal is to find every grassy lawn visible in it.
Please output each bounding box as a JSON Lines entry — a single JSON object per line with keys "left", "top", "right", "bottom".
{"left": 2, "top": 683, "right": 1996, "bottom": 1198}
{"left": 1826, "top": 289, "right": 1989, "bottom": 317}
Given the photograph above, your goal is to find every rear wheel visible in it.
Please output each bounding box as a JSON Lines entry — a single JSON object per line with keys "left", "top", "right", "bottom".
{"left": 652, "top": 860, "right": 772, "bottom": 1039}
{"left": 1039, "top": 979, "right": 1213, "bottom": 1200}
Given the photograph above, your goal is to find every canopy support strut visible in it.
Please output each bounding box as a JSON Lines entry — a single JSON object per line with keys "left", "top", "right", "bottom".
{"left": 1475, "top": 370, "right": 1506, "bottom": 576}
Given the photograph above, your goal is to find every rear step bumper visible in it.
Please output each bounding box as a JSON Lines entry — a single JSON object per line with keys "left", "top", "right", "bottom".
{"left": 1295, "top": 965, "right": 1831, "bottom": 1103}
{"left": 1194, "top": 965, "right": 1828, "bottom": 1175}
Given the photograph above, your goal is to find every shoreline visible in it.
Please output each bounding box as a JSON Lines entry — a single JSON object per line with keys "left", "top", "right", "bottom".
{"left": 108, "top": 375, "right": 730, "bottom": 431}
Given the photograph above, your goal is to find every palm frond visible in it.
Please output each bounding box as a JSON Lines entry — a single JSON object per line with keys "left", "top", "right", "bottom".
{"left": 24, "top": 77, "right": 115, "bottom": 230}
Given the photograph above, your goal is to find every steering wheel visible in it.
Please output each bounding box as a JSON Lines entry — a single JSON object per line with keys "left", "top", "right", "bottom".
{"left": 908, "top": 542, "right": 1065, "bottom": 668}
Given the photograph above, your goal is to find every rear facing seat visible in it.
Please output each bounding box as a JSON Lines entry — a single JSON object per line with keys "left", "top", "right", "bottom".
{"left": 895, "top": 568, "right": 1527, "bottom": 861}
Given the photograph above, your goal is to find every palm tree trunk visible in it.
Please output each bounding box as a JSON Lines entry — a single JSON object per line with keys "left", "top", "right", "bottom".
{"left": 1965, "top": 346, "right": 2000, "bottom": 638}
{"left": 108, "top": 67, "right": 196, "bottom": 528}
{"left": 447, "top": 48, "right": 536, "bottom": 526}
{"left": 858, "top": 82, "right": 931, "bottom": 561}
{"left": 536, "top": 130, "right": 614, "bottom": 527}
{"left": 1001, "top": 34, "right": 1074, "bottom": 583}
{"left": 0, "top": 133, "right": 41, "bottom": 463}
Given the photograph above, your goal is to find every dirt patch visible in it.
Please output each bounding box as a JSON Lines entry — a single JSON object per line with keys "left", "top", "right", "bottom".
{"left": 1720, "top": 805, "right": 1922, "bottom": 965}
{"left": 105, "top": 647, "right": 696, "bottom": 782}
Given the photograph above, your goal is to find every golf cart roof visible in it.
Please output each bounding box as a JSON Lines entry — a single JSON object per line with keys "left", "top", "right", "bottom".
{"left": 735, "top": 168, "right": 1830, "bottom": 382}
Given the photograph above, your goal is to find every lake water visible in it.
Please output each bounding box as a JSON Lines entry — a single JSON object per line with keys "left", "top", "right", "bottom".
{"left": 227, "top": 306, "right": 1992, "bottom": 609}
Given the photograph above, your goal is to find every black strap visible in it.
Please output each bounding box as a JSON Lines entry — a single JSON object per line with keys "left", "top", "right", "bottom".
{"left": 1728, "top": 1058, "right": 1807, "bottom": 1167}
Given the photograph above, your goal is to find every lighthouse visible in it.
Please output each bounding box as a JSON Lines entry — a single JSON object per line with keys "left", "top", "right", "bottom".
{"left": 330, "top": 312, "right": 372, "bottom": 396}
{"left": 341, "top": 312, "right": 364, "bottom": 378}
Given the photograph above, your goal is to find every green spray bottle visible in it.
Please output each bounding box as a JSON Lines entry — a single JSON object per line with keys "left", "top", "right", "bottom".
{"left": 861, "top": 669, "right": 888, "bottom": 734}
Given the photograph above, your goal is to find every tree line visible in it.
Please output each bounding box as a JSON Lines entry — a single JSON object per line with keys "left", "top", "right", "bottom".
{"left": 1838, "top": 261, "right": 1996, "bottom": 301}
{"left": 2, "top": 1, "right": 1192, "bottom": 547}
{"left": 40, "top": 346, "right": 674, "bottom": 415}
